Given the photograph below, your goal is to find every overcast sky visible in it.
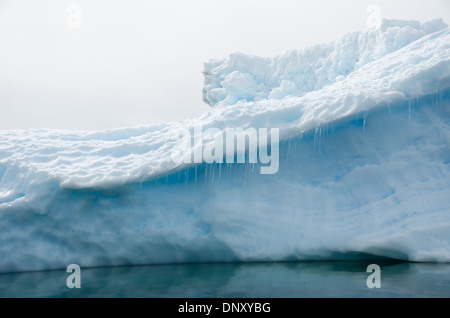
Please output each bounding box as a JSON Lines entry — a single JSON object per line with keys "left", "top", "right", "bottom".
{"left": 1, "top": 0, "right": 449, "bottom": 130}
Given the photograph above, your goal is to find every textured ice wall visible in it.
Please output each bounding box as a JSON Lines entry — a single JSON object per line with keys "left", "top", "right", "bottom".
{"left": 0, "top": 91, "right": 449, "bottom": 273}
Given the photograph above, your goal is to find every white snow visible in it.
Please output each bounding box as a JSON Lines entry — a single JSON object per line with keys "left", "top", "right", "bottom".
{"left": 0, "top": 19, "right": 449, "bottom": 272}
{"left": 203, "top": 19, "right": 447, "bottom": 107}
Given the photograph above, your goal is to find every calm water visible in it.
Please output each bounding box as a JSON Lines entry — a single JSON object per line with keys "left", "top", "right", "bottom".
{"left": 0, "top": 261, "right": 449, "bottom": 298}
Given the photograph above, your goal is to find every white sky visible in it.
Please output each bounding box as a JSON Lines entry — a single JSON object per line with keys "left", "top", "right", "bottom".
{"left": 1, "top": 0, "right": 449, "bottom": 130}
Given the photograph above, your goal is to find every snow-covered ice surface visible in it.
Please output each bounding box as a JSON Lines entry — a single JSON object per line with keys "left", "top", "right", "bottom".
{"left": 0, "top": 19, "right": 450, "bottom": 272}
{"left": 203, "top": 19, "right": 448, "bottom": 107}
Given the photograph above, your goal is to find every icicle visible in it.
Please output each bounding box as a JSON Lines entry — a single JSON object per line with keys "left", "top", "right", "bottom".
{"left": 435, "top": 87, "right": 438, "bottom": 112}
{"left": 314, "top": 124, "right": 322, "bottom": 156}
{"left": 194, "top": 166, "right": 197, "bottom": 184}
{"left": 313, "top": 125, "right": 318, "bottom": 154}
{"left": 363, "top": 112, "right": 366, "bottom": 135}
{"left": 245, "top": 162, "right": 249, "bottom": 179}
{"left": 408, "top": 100, "right": 411, "bottom": 121}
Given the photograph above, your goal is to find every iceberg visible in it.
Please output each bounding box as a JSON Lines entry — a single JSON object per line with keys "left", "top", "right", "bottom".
{"left": 0, "top": 19, "right": 449, "bottom": 273}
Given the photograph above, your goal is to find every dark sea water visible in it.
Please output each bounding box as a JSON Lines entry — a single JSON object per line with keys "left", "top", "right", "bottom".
{"left": 0, "top": 261, "right": 449, "bottom": 298}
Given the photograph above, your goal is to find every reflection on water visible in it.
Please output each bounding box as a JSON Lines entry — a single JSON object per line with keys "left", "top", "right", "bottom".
{"left": 1, "top": 261, "right": 449, "bottom": 298}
